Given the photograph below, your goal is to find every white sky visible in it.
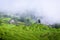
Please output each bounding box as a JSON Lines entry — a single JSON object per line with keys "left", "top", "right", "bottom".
{"left": 0, "top": 0, "right": 60, "bottom": 24}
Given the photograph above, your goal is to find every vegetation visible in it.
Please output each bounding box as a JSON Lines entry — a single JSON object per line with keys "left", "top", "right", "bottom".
{"left": 0, "top": 22, "right": 60, "bottom": 40}
{"left": 0, "top": 12, "right": 60, "bottom": 40}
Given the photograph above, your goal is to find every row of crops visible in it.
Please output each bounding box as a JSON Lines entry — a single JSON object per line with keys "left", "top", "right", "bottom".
{"left": 0, "top": 24, "right": 60, "bottom": 40}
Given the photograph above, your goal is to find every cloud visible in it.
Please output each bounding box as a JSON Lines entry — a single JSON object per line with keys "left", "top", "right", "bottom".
{"left": 0, "top": 0, "right": 60, "bottom": 24}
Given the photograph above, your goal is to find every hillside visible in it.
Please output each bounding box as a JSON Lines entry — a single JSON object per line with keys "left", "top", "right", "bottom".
{"left": 0, "top": 24, "right": 60, "bottom": 40}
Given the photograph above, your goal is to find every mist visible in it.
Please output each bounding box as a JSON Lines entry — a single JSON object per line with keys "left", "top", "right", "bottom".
{"left": 0, "top": 0, "right": 60, "bottom": 25}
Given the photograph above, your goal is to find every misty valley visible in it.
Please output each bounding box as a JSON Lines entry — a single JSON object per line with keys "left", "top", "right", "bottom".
{"left": 0, "top": 0, "right": 60, "bottom": 40}
{"left": 0, "top": 11, "right": 60, "bottom": 40}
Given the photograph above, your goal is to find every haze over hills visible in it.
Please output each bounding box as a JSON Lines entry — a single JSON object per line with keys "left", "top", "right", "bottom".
{"left": 0, "top": 0, "right": 60, "bottom": 25}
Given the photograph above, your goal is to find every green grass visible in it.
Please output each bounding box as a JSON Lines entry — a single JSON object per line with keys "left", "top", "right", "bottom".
{"left": 0, "top": 24, "right": 60, "bottom": 40}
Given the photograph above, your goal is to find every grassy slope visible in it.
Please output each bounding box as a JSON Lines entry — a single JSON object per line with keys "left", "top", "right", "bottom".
{"left": 0, "top": 24, "right": 60, "bottom": 40}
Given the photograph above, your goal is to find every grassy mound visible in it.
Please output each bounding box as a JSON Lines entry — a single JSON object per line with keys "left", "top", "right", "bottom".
{"left": 0, "top": 24, "right": 60, "bottom": 40}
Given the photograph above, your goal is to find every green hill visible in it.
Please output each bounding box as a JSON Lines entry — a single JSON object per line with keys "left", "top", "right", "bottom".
{"left": 0, "top": 24, "right": 60, "bottom": 40}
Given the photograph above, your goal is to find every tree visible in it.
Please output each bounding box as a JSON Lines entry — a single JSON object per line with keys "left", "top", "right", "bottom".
{"left": 51, "top": 23, "right": 60, "bottom": 28}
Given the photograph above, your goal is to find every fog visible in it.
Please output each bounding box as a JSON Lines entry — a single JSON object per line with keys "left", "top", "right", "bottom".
{"left": 0, "top": 0, "right": 60, "bottom": 25}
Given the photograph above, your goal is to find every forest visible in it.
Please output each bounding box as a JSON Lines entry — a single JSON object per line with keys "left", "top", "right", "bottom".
{"left": 0, "top": 11, "right": 60, "bottom": 40}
